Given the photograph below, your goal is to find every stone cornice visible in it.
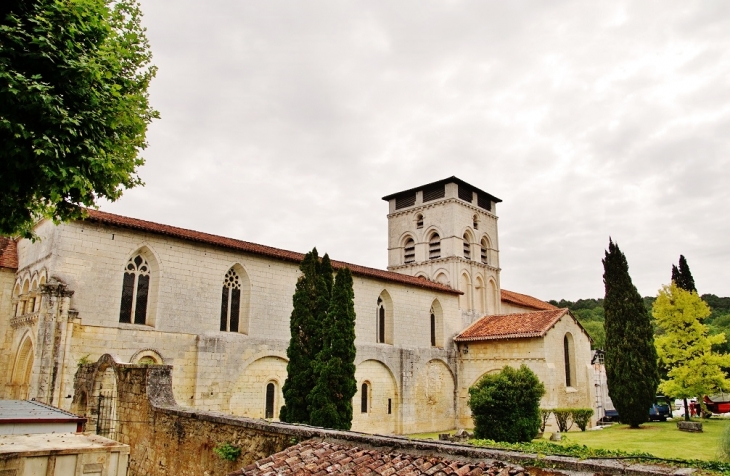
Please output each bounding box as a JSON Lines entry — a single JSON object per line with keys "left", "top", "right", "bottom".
{"left": 387, "top": 197, "right": 498, "bottom": 221}
{"left": 11, "top": 312, "right": 39, "bottom": 328}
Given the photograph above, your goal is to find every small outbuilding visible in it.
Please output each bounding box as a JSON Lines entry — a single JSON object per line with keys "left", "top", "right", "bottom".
{"left": 0, "top": 400, "right": 86, "bottom": 435}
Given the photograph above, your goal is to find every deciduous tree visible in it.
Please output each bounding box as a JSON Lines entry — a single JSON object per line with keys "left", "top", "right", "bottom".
{"left": 653, "top": 283, "right": 730, "bottom": 421}
{"left": 0, "top": 0, "right": 158, "bottom": 238}
{"left": 468, "top": 365, "right": 545, "bottom": 443}
{"left": 603, "top": 239, "right": 659, "bottom": 428}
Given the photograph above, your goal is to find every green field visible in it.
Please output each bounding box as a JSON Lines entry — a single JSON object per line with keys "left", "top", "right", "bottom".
{"left": 408, "top": 418, "right": 730, "bottom": 462}
{"left": 556, "top": 418, "right": 730, "bottom": 462}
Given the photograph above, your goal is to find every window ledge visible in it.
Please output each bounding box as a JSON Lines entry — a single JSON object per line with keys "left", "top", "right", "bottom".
{"left": 565, "top": 386, "right": 578, "bottom": 393}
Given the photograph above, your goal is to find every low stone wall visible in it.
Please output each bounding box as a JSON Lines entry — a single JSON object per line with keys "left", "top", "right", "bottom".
{"left": 72, "top": 355, "right": 694, "bottom": 476}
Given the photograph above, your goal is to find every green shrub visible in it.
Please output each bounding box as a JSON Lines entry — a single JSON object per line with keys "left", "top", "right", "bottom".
{"left": 720, "top": 423, "right": 730, "bottom": 461}
{"left": 571, "top": 408, "right": 594, "bottom": 431}
{"left": 213, "top": 442, "right": 241, "bottom": 462}
{"left": 539, "top": 409, "right": 552, "bottom": 433}
{"left": 468, "top": 365, "right": 545, "bottom": 443}
{"left": 552, "top": 409, "right": 573, "bottom": 432}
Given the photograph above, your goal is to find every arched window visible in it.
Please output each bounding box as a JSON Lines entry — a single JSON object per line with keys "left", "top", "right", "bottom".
{"left": 416, "top": 214, "right": 424, "bottom": 229}
{"left": 119, "top": 255, "right": 150, "bottom": 324}
{"left": 473, "top": 215, "right": 479, "bottom": 230}
{"left": 564, "top": 333, "right": 576, "bottom": 387}
{"left": 265, "top": 382, "right": 276, "bottom": 419}
{"left": 429, "top": 233, "right": 441, "bottom": 260}
{"left": 459, "top": 273, "right": 472, "bottom": 310}
{"left": 463, "top": 234, "right": 471, "bottom": 260}
{"left": 361, "top": 382, "right": 370, "bottom": 413}
{"left": 430, "top": 307, "right": 436, "bottom": 347}
{"left": 403, "top": 237, "right": 415, "bottom": 264}
{"left": 430, "top": 300, "right": 444, "bottom": 347}
{"left": 377, "top": 297, "right": 385, "bottom": 343}
{"left": 480, "top": 237, "right": 489, "bottom": 265}
{"left": 220, "top": 267, "right": 241, "bottom": 332}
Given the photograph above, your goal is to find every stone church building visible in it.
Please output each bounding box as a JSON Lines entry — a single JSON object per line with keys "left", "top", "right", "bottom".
{"left": 0, "top": 177, "right": 594, "bottom": 434}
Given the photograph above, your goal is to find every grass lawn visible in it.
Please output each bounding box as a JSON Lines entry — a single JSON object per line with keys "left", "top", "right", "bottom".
{"left": 554, "top": 418, "right": 730, "bottom": 461}
{"left": 408, "top": 418, "right": 730, "bottom": 462}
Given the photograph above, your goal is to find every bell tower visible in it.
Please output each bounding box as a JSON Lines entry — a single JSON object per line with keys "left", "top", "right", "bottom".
{"left": 382, "top": 177, "right": 502, "bottom": 318}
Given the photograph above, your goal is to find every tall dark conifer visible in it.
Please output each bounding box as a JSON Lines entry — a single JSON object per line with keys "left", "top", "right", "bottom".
{"left": 280, "top": 248, "right": 332, "bottom": 423}
{"left": 602, "top": 239, "right": 659, "bottom": 428}
{"left": 671, "top": 255, "right": 697, "bottom": 293}
{"left": 309, "top": 267, "right": 357, "bottom": 429}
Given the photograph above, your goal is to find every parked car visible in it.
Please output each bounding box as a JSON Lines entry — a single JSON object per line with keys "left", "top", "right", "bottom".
{"left": 648, "top": 395, "right": 671, "bottom": 421}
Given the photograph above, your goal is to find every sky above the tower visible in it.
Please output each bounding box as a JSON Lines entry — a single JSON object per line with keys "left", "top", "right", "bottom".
{"left": 100, "top": 0, "right": 730, "bottom": 301}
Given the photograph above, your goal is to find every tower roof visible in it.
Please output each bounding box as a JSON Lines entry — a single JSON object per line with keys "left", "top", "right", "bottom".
{"left": 381, "top": 176, "right": 502, "bottom": 203}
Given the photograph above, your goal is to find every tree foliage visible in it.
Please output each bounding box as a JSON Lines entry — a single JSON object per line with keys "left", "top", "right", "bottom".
{"left": 653, "top": 283, "right": 730, "bottom": 419}
{"left": 602, "top": 239, "right": 659, "bottom": 428}
{"left": 280, "top": 248, "right": 332, "bottom": 424}
{"left": 0, "top": 0, "right": 158, "bottom": 238}
{"left": 308, "top": 267, "right": 357, "bottom": 430}
{"left": 468, "top": 365, "right": 545, "bottom": 443}
{"left": 671, "top": 255, "right": 697, "bottom": 293}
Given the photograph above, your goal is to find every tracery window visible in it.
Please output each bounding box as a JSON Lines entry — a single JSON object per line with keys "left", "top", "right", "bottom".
{"left": 220, "top": 267, "right": 242, "bottom": 332}
{"left": 403, "top": 238, "right": 415, "bottom": 264}
{"left": 429, "top": 233, "right": 441, "bottom": 260}
{"left": 119, "top": 255, "right": 150, "bottom": 324}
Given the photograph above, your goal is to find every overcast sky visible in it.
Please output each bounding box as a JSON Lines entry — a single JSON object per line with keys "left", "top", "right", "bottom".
{"left": 101, "top": 0, "right": 730, "bottom": 301}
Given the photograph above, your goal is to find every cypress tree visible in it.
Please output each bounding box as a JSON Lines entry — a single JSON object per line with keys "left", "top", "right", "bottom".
{"left": 671, "top": 255, "right": 697, "bottom": 293}
{"left": 280, "top": 248, "right": 332, "bottom": 423}
{"left": 309, "top": 267, "right": 357, "bottom": 429}
{"left": 602, "top": 239, "right": 659, "bottom": 428}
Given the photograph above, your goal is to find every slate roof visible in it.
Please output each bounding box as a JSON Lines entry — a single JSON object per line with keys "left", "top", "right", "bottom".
{"left": 0, "top": 400, "right": 85, "bottom": 424}
{"left": 81, "top": 209, "right": 461, "bottom": 294}
{"left": 0, "top": 237, "right": 18, "bottom": 270}
{"left": 500, "top": 289, "right": 557, "bottom": 311}
{"left": 454, "top": 308, "right": 571, "bottom": 342}
{"left": 231, "top": 440, "right": 521, "bottom": 476}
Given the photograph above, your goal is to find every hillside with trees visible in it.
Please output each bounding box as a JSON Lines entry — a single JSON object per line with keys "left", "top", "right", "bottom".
{"left": 549, "top": 294, "right": 730, "bottom": 352}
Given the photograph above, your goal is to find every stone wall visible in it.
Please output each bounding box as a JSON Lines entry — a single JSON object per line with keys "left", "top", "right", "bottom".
{"left": 73, "top": 355, "right": 678, "bottom": 476}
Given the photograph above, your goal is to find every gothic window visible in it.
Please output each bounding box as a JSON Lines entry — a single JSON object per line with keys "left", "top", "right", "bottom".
{"left": 265, "top": 382, "right": 276, "bottom": 419}
{"left": 361, "top": 382, "right": 370, "bottom": 413}
{"left": 377, "top": 297, "right": 385, "bottom": 343}
{"left": 429, "top": 233, "right": 441, "bottom": 260}
{"left": 463, "top": 234, "right": 471, "bottom": 260}
{"left": 416, "top": 214, "right": 424, "bottom": 229}
{"left": 403, "top": 238, "right": 415, "bottom": 264}
{"left": 480, "top": 238, "right": 489, "bottom": 265}
{"left": 220, "top": 268, "right": 242, "bottom": 332}
{"left": 430, "top": 307, "right": 436, "bottom": 347}
{"left": 119, "top": 255, "right": 150, "bottom": 324}
{"left": 564, "top": 333, "right": 576, "bottom": 387}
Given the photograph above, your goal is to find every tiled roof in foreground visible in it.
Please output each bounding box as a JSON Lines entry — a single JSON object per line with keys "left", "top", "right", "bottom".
{"left": 232, "top": 440, "right": 520, "bottom": 476}
{"left": 82, "top": 209, "right": 461, "bottom": 294}
{"left": 0, "top": 237, "right": 18, "bottom": 270}
{"left": 454, "top": 308, "right": 570, "bottom": 342}
{"left": 500, "top": 289, "right": 557, "bottom": 311}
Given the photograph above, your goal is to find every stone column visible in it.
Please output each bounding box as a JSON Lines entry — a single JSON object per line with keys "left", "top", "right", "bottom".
{"left": 34, "top": 282, "right": 74, "bottom": 404}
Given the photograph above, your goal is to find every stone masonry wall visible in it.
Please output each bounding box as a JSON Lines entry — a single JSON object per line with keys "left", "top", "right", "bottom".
{"left": 73, "top": 355, "right": 680, "bottom": 476}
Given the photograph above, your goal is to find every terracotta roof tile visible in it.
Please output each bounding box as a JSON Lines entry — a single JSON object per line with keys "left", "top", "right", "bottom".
{"left": 454, "top": 308, "right": 569, "bottom": 342}
{"left": 0, "top": 237, "right": 18, "bottom": 270}
{"left": 81, "top": 209, "right": 460, "bottom": 295}
{"left": 229, "top": 440, "right": 513, "bottom": 476}
{"left": 500, "top": 289, "right": 557, "bottom": 311}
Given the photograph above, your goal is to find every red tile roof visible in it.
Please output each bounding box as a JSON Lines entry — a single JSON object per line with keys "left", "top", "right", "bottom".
{"left": 82, "top": 209, "right": 461, "bottom": 295}
{"left": 454, "top": 308, "right": 570, "bottom": 342}
{"left": 500, "top": 289, "right": 557, "bottom": 311}
{"left": 232, "top": 440, "right": 516, "bottom": 475}
{"left": 0, "top": 237, "right": 18, "bottom": 270}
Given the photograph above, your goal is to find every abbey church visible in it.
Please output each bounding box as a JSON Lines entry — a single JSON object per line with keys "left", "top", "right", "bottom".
{"left": 0, "top": 177, "right": 594, "bottom": 434}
